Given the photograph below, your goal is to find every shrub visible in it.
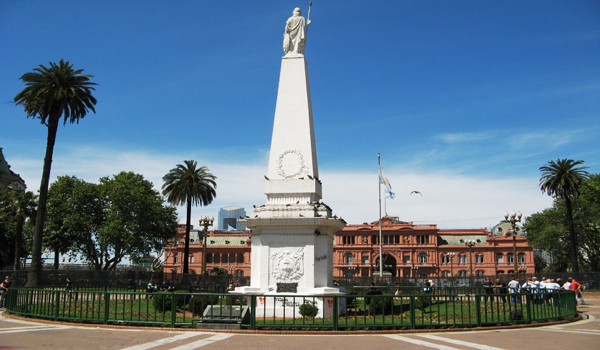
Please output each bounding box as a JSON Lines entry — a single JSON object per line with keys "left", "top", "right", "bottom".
{"left": 367, "top": 295, "right": 394, "bottom": 315}
{"left": 153, "top": 290, "right": 190, "bottom": 312}
{"left": 299, "top": 301, "right": 319, "bottom": 318}
{"left": 414, "top": 292, "right": 432, "bottom": 310}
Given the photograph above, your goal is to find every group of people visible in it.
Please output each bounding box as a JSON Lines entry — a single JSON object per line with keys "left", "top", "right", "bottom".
{"left": 504, "top": 276, "right": 586, "bottom": 305}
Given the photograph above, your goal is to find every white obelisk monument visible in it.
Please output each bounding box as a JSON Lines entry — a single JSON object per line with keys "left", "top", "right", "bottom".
{"left": 235, "top": 7, "right": 346, "bottom": 316}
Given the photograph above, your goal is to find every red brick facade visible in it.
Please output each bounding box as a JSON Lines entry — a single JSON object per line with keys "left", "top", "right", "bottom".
{"left": 163, "top": 217, "right": 534, "bottom": 281}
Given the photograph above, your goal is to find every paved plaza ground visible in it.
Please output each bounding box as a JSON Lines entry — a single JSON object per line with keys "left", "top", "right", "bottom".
{"left": 1, "top": 292, "right": 599, "bottom": 350}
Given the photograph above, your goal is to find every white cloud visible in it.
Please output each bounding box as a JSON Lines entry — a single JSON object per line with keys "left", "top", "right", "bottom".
{"left": 8, "top": 144, "right": 553, "bottom": 230}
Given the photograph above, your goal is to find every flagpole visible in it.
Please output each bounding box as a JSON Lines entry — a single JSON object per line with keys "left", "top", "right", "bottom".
{"left": 378, "top": 153, "right": 383, "bottom": 279}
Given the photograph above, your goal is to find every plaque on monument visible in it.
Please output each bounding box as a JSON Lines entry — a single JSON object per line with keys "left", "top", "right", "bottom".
{"left": 277, "top": 283, "right": 298, "bottom": 293}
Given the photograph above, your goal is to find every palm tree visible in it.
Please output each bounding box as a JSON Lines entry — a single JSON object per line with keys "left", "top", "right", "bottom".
{"left": 162, "top": 160, "right": 216, "bottom": 274}
{"left": 539, "top": 158, "right": 590, "bottom": 273}
{"left": 14, "top": 60, "right": 97, "bottom": 286}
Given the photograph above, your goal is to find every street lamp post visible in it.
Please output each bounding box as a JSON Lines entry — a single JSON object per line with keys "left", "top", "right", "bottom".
{"left": 465, "top": 240, "right": 476, "bottom": 284}
{"left": 446, "top": 252, "right": 455, "bottom": 285}
{"left": 228, "top": 266, "right": 235, "bottom": 287}
{"left": 199, "top": 216, "right": 214, "bottom": 275}
{"left": 505, "top": 211, "right": 522, "bottom": 279}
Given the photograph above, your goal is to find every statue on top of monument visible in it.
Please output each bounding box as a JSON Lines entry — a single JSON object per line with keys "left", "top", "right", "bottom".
{"left": 283, "top": 6, "right": 312, "bottom": 56}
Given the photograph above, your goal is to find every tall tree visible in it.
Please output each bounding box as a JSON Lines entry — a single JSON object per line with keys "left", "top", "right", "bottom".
{"left": 14, "top": 60, "right": 97, "bottom": 286}
{"left": 539, "top": 158, "right": 589, "bottom": 273}
{"left": 45, "top": 173, "right": 178, "bottom": 270}
{"left": 0, "top": 189, "right": 38, "bottom": 270}
{"left": 162, "top": 160, "right": 217, "bottom": 274}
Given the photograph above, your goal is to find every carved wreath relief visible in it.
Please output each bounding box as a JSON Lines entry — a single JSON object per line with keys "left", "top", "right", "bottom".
{"left": 271, "top": 247, "right": 304, "bottom": 283}
{"left": 277, "top": 149, "right": 306, "bottom": 178}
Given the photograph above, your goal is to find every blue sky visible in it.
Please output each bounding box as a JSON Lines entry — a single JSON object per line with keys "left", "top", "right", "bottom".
{"left": 1, "top": 1, "right": 599, "bottom": 229}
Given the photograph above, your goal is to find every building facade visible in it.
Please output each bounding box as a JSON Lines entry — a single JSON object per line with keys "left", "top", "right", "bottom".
{"left": 163, "top": 225, "right": 252, "bottom": 283}
{"left": 0, "top": 148, "right": 26, "bottom": 191}
{"left": 334, "top": 217, "right": 534, "bottom": 278}
{"left": 217, "top": 206, "right": 246, "bottom": 231}
{"left": 163, "top": 217, "right": 534, "bottom": 281}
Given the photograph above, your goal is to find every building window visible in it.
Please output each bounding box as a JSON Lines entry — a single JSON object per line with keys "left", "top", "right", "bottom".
{"left": 458, "top": 270, "right": 467, "bottom": 277}
{"left": 344, "top": 253, "right": 353, "bottom": 265}
{"left": 417, "top": 235, "right": 430, "bottom": 244}
{"left": 189, "top": 255, "right": 194, "bottom": 263}
{"left": 238, "top": 254, "right": 244, "bottom": 264}
{"left": 403, "top": 255, "right": 410, "bottom": 264}
{"left": 207, "top": 253, "right": 213, "bottom": 263}
{"left": 475, "top": 270, "right": 485, "bottom": 277}
{"left": 518, "top": 253, "right": 526, "bottom": 263}
{"left": 371, "top": 235, "right": 378, "bottom": 244}
{"left": 507, "top": 253, "right": 514, "bottom": 264}
{"left": 442, "top": 270, "right": 450, "bottom": 277}
{"left": 441, "top": 255, "right": 448, "bottom": 264}
{"left": 496, "top": 253, "right": 504, "bottom": 264}
{"left": 419, "top": 253, "right": 428, "bottom": 264}
{"left": 343, "top": 236, "right": 355, "bottom": 244}
{"left": 362, "top": 255, "right": 369, "bottom": 264}
{"left": 173, "top": 253, "right": 178, "bottom": 264}
{"left": 476, "top": 255, "right": 485, "bottom": 263}
{"left": 458, "top": 255, "right": 467, "bottom": 264}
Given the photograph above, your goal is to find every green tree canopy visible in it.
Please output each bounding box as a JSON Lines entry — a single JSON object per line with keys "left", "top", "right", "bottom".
{"left": 526, "top": 173, "right": 600, "bottom": 272}
{"left": 45, "top": 172, "right": 178, "bottom": 270}
{"left": 0, "top": 189, "right": 37, "bottom": 270}
{"left": 539, "top": 158, "right": 590, "bottom": 273}
{"left": 14, "top": 59, "right": 97, "bottom": 285}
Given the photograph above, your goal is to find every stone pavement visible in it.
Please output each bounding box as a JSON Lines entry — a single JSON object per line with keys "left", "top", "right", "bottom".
{"left": 1, "top": 292, "right": 599, "bottom": 350}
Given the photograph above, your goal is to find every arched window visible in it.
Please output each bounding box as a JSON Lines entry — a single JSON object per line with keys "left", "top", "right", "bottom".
{"left": 458, "top": 270, "right": 468, "bottom": 277}
{"left": 518, "top": 253, "right": 526, "bottom": 263}
{"left": 458, "top": 255, "right": 468, "bottom": 264}
{"left": 475, "top": 270, "right": 485, "bottom": 277}
{"left": 344, "top": 253, "right": 353, "bottom": 265}
{"left": 419, "top": 253, "right": 428, "bottom": 264}
{"left": 496, "top": 253, "right": 504, "bottom": 264}
{"left": 206, "top": 253, "right": 213, "bottom": 263}
{"left": 476, "top": 255, "right": 485, "bottom": 263}
{"left": 441, "top": 254, "right": 448, "bottom": 264}
{"left": 507, "top": 253, "right": 514, "bottom": 263}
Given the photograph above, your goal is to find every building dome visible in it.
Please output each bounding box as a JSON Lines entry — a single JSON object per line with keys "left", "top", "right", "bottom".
{"left": 491, "top": 221, "right": 524, "bottom": 237}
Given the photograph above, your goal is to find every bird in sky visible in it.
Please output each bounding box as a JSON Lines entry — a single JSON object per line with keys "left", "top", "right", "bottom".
{"left": 410, "top": 191, "right": 423, "bottom": 196}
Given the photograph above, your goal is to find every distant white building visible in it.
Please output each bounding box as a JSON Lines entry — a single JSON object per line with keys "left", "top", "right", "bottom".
{"left": 217, "top": 206, "right": 246, "bottom": 231}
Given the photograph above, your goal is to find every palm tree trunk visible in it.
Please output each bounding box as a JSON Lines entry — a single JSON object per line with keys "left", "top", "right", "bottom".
{"left": 26, "top": 119, "right": 59, "bottom": 286}
{"left": 54, "top": 248, "right": 60, "bottom": 269}
{"left": 565, "top": 196, "right": 579, "bottom": 273}
{"left": 183, "top": 197, "right": 192, "bottom": 274}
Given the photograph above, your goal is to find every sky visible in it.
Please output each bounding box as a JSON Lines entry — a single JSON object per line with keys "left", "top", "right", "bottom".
{"left": 1, "top": 0, "right": 599, "bottom": 231}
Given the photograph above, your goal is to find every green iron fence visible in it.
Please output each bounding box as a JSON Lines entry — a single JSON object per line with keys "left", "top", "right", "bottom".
{"left": 3, "top": 287, "right": 577, "bottom": 330}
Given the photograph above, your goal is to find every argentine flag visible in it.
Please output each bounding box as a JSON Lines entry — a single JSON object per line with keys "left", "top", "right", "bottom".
{"left": 379, "top": 168, "right": 395, "bottom": 199}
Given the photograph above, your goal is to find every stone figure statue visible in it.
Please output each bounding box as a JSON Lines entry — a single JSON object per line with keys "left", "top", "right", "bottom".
{"left": 283, "top": 7, "right": 312, "bottom": 56}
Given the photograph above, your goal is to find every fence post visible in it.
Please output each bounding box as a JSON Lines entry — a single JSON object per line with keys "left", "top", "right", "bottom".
{"left": 54, "top": 290, "right": 60, "bottom": 321}
{"left": 409, "top": 295, "right": 416, "bottom": 329}
{"left": 170, "top": 292, "right": 177, "bottom": 328}
{"left": 525, "top": 293, "right": 532, "bottom": 323}
{"left": 475, "top": 293, "right": 481, "bottom": 327}
{"left": 250, "top": 295, "right": 256, "bottom": 330}
{"left": 104, "top": 292, "right": 110, "bottom": 324}
{"left": 332, "top": 296, "right": 338, "bottom": 331}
